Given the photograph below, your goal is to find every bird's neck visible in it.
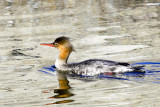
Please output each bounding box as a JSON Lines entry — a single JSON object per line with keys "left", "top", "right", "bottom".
{"left": 55, "top": 48, "right": 71, "bottom": 68}
{"left": 59, "top": 49, "right": 71, "bottom": 63}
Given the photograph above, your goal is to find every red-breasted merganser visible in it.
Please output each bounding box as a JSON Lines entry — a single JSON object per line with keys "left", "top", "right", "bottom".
{"left": 41, "top": 36, "right": 144, "bottom": 76}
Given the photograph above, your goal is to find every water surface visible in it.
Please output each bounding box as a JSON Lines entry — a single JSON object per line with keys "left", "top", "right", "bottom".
{"left": 0, "top": 0, "right": 160, "bottom": 107}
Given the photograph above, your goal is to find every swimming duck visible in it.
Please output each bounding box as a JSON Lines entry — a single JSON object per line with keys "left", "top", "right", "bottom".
{"left": 41, "top": 36, "right": 144, "bottom": 76}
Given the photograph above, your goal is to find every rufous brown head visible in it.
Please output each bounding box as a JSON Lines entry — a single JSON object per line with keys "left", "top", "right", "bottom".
{"left": 40, "top": 36, "right": 75, "bottom": 52}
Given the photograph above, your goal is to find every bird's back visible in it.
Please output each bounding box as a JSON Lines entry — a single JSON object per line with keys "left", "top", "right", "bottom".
{"left": 66, "top": 59, "right": 135, "bottom": 76}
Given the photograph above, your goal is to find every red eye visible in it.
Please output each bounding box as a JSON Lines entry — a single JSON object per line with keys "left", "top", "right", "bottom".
{"left": 54, "top": 43, "right": 58, "bottom": 45}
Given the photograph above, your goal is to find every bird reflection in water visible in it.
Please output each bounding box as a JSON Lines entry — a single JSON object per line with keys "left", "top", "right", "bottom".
{"left": 43, "top": 71, "right": 74, "bottom": 105}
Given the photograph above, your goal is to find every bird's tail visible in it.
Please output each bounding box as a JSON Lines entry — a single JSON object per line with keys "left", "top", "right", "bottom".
{"left": 132, "top": 65, "right": 145, "bottom": 72}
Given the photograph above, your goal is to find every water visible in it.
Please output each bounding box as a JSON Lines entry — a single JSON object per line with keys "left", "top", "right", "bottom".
{"left": 0, "top": 0, "right": 160, "bottom": 106}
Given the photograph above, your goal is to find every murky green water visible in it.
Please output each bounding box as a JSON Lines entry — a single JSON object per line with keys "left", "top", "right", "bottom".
{"left": 0, "top": 0, "right": 160, "bottom": 107}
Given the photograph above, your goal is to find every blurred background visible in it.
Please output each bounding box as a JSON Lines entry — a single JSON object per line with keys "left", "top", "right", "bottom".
{"left": 0, "top": 0, "right": 160, "bottom": 106}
